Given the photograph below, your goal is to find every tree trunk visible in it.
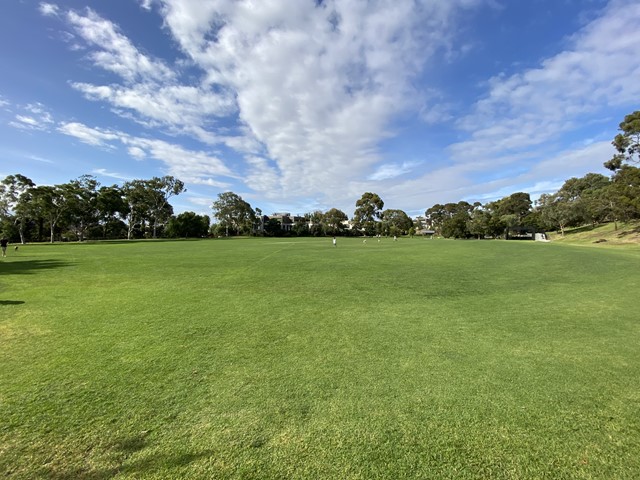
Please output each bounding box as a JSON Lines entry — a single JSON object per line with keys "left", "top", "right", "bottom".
{"left": 16, "top": 218, "right": 26, "bottom": 244}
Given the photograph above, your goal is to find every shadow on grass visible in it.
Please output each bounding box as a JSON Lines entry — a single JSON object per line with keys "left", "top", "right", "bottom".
{"left": 617, "top": 225, "right": 640, "bottom": 238}
{"left": 566, "top": 224, "right": 598, "bottom": 234}
{"left": 48, "top": 445, "right": 215, "bottom": 480}
{"left": 0, "top": 259, "right": 74, "bottom": 275}
{"left": 0, "top": 300, "right": 25, "bottom": 305}
{"left": 83, "top": 238, "right": 210, "bottom": 245}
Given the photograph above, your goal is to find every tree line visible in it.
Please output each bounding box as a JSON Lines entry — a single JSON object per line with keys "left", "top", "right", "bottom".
{"left": 0, "top": 175, "right": 197, "bottom": 243}
{"left": 208, "top": 111, "right": 640, "bottom": 239}
{"left": 423, "top": 111, "right": 640, "bottom": 238}
{"left": 2, "top": 111, "right": 638, "bottom": 242}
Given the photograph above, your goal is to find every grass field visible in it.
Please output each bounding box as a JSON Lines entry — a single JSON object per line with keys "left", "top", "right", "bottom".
{"left": 1, "top": 237, "right": 639, "bottom": 479}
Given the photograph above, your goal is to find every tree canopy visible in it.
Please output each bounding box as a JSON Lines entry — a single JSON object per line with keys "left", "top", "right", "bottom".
{"left": 212, "top": 192, "right": 255, "bottom": 236}
{"left": 353, "top": 192, "right": 384, "bottom": 235}
{"left": 605, "top": 111, "right": 640, "bottom": 171}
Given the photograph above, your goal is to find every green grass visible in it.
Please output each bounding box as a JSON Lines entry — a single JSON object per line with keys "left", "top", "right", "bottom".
{"left": 1, "top": 237, "right": 639, "bottom": 479}
{"left": 548, "top": 220, "right": 640, "bottom": 247}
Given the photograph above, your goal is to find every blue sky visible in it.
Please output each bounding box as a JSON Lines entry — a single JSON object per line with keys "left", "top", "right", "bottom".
{"left": 1, "top": 0, "right": 638, "bottom": 218}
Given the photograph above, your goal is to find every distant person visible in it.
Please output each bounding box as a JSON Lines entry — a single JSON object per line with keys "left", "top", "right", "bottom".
{"left": 1, "top": 238, "right": 8, "bottom": 257}
{"left": 332, "top": 236, "right": 337, "bottom": 247}
{"left": 393, "top": 235, "right": 397, "bottom": 242}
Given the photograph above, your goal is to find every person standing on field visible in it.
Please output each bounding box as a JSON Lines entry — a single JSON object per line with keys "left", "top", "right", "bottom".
{"left": 332, "top": 236, "right": 337, "bottom": 247}
{"left": 1, "top": 238, "right": 8, "bottom": 257}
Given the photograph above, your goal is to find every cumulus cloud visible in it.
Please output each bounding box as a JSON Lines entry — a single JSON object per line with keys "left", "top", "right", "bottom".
{"left": 71, "top": 81, "right": 236, "bottom": 138}
{"left": 57, "top": 7, "right": 239, "bottom": 144}
{"left": 39, "top": 0, "right": 635, "bottom": 214}
{"left": 155, "top": 0, "right": 485, "bottom": 202}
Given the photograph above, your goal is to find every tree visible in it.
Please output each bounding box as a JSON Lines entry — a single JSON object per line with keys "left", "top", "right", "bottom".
{"left": 557, "top": 173, "right": 611, "bottom": 227}
{"left": 145, "top": 176, "right": 186, "bottom": 238}
{"left": 165, "top": 211, "right": 210, "bottom": 238}
{"left": 263, "top": 218, "right": 283, "bottom": 236}
{"left": 536, "top": 193, "right": 578, "bottom": 236}
{"left": 323, "top": 208, "right": 348, "bottom": 235}
{"left": 493, "top": 192, "right": 532, "bottom": 222}
{"left": 211, "top": 192, "right": 255, "bottom": 236}
{"left": 605, "top": 111, "right": 640, "bottom": 171}
{"left": 608, "top": 166, "right": 640, "bottom": 224}
{"left": 426, "top": 201, "right": 473, "bottom": 238}
{"left": 0, "top": 174, "right": 35, "bottom": 244}
{"left": 96, "top": 185, "right": 127, "bottom": 239}
{"left": 353, "top": 192, "right": 384, "bottom": 235}
{"left": 61, "top": 175, "right": 100, "bottom": 242}
{"left": 122, "top": 180, "right": 150, "bottom": 240}
{"left": 307, "top": 211, "right": 325, "bottom": 236}
{"left": 29, "top": 185, "right": 68, "bottom": 243}
{"left": 442, "top": 211, "right": 472, "bottom": 239}
{"left": 381, "top": 209, "right": 413, "bottom": 235}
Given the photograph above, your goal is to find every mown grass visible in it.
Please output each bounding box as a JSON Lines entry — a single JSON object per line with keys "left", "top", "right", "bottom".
{"left": 1, "top": 237, "right": 639, "bottom": 479}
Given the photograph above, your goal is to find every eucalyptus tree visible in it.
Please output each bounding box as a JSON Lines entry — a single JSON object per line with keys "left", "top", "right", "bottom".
{"left": 426, "top": 201, "right": 473, "bottom": 238}
{"left": 96, "top": 185, "right": 127, "bottom": 239}
{"left": 608, "top": 166, "right": 640, "bottom": 224}
{"left": 536, "top": 193, "right": 577, "bottom": 237}
{"left": 211, "top": 192, "right": 255, "bottom": 236}
{"left": 61, "top": 175, "right": 100, "bottom": 242}
{"left": 29, "top": 185, "right": 68, "bottom": 243}
{"left": 122, "top": 179, "right": 151, "bottom": 239}
{"left": 381, "top": 209, "right": 413, "bottom": 236}
{"left": 604, "top": 110, "right": 640, "bottom": 171}
{"left": 353, "top": 192, "right": 384, "bottom": 235}
{"left": 0, "top": 174, "right": 35, "bottom": 244}
{"left": 165, "top": 211, "right": 210, "bottom": 238}
{"left": 307, "top": 210, "right": 325, "bottom": 236}
{"left": 145, "top": 176, "right": 186, "bottom": 238}
{"left": 558, "top": 173, "right": 611, "bottom": 226}
{"left": 323, "top": 208, "right": 348, "bottom": 235}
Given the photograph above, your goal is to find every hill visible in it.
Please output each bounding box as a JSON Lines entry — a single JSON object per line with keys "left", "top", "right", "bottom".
{"left": 548, "top": 220, "right": 640, "bottom": 246}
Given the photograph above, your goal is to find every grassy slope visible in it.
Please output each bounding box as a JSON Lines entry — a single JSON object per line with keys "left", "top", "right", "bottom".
{"left": 548, "top": 220, "right": 640, "bottom": 247}
{"left": 1, "top": 238, "right": 639, "bottom": 479}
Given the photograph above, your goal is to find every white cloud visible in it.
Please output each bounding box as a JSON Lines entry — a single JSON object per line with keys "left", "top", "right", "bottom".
{"left": 8, "top": 103, "right": 54, "bottom": 131}
{"left": 127, "top": 146, "right": 146, "bottom": 159}
{"left": 122, "top": 137, "right": 234, "bottom": 185}
{"left": 139, "top": 0, "right": 154, "bottom": 11}
{"left": 71, "top": 82, "right": 236, "bottom": 138}
{"left": 451, "top": 0, "right": 640, "bottom": 161}
{"left": 58, "top": 120, "right": 234, "bottom": 186}
{"left": 92, "top": 168, "right": 131, "bottom": 181}
{"left": 157, "top": 0, "right": 486, "bottom": 204}
{"left": 369, "top": 161, "right": 420, "bottom": 181}
{"left": 58, "top": 122, "right": 119, "bottom": 147}
{"left": 39, "top": 2, "right": 59, "bottom": 17}
{"left": 66, "top": 8, "right": 175, "bottom": 83}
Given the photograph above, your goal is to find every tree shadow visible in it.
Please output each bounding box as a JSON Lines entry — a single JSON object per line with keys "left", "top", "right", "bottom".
{"left": 617, "top": 225, "right": 640, "bottom": 238}
{"left": 47, "top": 439, "right": 216, "bottom": 480}
{"left": 0, "top": 259, "right": 74, "bottom": 275}
{"left": 0, "top": 300, "right": 25, "bottom": 305}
